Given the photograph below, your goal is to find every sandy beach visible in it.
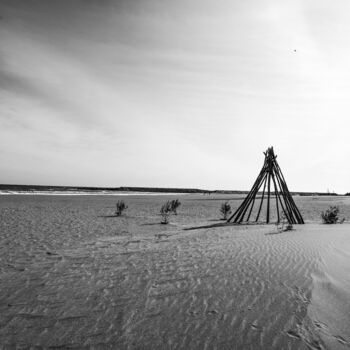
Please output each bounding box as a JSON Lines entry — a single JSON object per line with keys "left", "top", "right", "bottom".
{"left": 1, "top": 194, "right": 350, "bottom": 349}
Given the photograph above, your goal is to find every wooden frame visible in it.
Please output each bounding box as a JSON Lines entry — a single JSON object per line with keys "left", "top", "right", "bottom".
{"left": 227, "top": 147, "right": 304, "bottom": 224}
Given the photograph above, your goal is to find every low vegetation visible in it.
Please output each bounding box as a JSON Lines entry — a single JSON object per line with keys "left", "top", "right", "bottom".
{"left": 276, "top": 212, "right": 293, "bottom": 232}
{"left": 321, "top": 206, "right": 345, "bottom": 224}
{"left": 115, "top": 200, "right": 128, "bottom": 216}
{"left": 220, "top": 202, "right": 232, "bottom": 220}
{"left": 170, "top": 199, "right": 181, "bottom": 215}
{"left": 160, "top": 201, "right": 172, "bottom": 224}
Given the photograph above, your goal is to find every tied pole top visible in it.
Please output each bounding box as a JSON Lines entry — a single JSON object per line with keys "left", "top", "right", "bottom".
{"left": 263, "top": 147, "right": 277, "bottom": 171}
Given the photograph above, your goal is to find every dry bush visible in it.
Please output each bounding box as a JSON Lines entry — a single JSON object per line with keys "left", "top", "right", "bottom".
{"left": 115, "top": 200, "right": 128, "bottom": 216}
{"left": 321, "top": 206, "right": 345, "bottom": 224}
{"left": 170, "top": 199, "right": 181, "bottom": 215}
{"left": 160, "top": 201, "right": 172, "bottom": 224}
{"left": 220, "top": 202, "right": 232, "bottom": 220}
{"left": 276, "top": 212, "right": 293, "bottom": 232}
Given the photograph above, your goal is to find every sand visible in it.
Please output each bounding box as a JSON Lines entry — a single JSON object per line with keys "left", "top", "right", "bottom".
{"left": 1, "top": 194, "right": 350, "bottom": 349}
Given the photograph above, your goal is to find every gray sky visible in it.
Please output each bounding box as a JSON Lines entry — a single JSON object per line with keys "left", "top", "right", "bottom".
{"left": 1, "top": 0, "right": 350, "bottom": 192}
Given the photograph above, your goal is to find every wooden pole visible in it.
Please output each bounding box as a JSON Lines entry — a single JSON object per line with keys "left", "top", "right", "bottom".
{"left": 271, "top": 171, "right": 290, "bottom": 223}
{"left": 234, "top": 170, "right": 266, "bottom": 222}
{"left": 271, "top": 171, "right": 280, "bottom": 223}
{"left": 274, "top": 167, "right": 296, "bottom": 224}
{"left": 245, "top": 172, "right": 268, "bottom": 222}
{"left": 275, "top": 161, "right": 304, "bottom": 223}
{"left": 256, "top": 173, "right": 268, "bottom": 222}
{"left": 266, "top": 171, "right": 271, "bottom": 223}
{"left": 227, "top": 161, "right": 268, "bottom": 222}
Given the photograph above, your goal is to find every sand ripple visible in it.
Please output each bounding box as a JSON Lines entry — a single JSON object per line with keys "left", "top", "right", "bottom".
{"left": 1, "top": 195, "right": 350, "bottom": 349}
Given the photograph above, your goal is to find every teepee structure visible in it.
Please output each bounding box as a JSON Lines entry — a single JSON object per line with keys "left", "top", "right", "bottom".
{"left": 227, "top": 147, "right": 304, "bottom": 224}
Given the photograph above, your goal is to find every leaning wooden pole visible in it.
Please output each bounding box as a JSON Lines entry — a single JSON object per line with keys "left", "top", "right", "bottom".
{"left": 238, "top": 170, "right": 267, "bottom": 222}
{"left": 271, "top": 172, "right": 280, "bottom": 223}
{"left": 228, "top": 163, "right": 267, "bottom": 222}
{"left": 266, "top": 172, "right": 271, "bottom": 223}
{"left": 255, "top": 173, "right": 268, "bottom": 222}
{"left": 272, "top": 174, "right": 292, "bottom": 223}
{"left": 275, "top": 162, "right": 304, "bottom": 223}
{"left": 246, "top": 172, "right": 267, "bottom": 221}
{"left": 274, "top": 170, "right": 296, "bottom": 224}
{"left": 274, "top": 165, "right": 303, "bottom": 224}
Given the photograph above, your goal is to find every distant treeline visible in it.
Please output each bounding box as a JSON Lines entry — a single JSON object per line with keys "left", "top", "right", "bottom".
{"left": 0, "top": 184, "right": 206, "bottom": 194}
{"left": 0, "top": 184, "right": 341, "bottom": 196}
{"left": 213, "top": 190, "right": 339, "bottom": 196}
{"left": 298, "top": 192, "right": 339, "bottom": 196}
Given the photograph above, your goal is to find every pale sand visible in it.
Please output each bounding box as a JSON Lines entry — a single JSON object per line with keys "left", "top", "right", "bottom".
{"left": 0, "top": 195, "right": 350, "bottom": 349}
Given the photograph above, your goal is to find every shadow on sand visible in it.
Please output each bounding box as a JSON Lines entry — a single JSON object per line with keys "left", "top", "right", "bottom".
{"left": 141, "top": 222, "right": 163, "bottom": 226}
{"left": 184, "top": 221, "right": 273, "bottom": 231}
{"left": 265, "top": 228, "right": 295, "bottom": 235}
{"left": 183, "top": 222, "right": 238, "bottom": 231}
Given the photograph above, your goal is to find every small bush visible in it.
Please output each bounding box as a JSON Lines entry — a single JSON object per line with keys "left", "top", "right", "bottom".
{"left": 276, "top": 212, "right": 293, "bottom": 232}
{"left": 115, "top": 200, "right": 128, "bottom": 216}
{"left": 160, "top": 201, "right": 172, "bottom": 224}
{"left": 170, "top": 199, "right": 181, "bottom": 215}
{"left": 321, "top": 206, "right": 345, "bottom": 224}
{"left": 220, "top": 202, "right": 232, "bottom": 220}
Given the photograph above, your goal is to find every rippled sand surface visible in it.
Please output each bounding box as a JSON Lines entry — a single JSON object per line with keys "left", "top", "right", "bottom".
{"left": 1, "top": 194, "right": 350, "bottom": 349}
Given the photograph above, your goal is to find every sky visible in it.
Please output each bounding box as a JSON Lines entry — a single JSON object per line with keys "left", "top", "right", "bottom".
{"left": 1, "top": 0, "right": 350, "bottom": 192}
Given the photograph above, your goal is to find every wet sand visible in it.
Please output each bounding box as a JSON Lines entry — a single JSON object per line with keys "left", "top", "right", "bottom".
{"left": 0, "top": 195, "right": 350, "bottom": 349}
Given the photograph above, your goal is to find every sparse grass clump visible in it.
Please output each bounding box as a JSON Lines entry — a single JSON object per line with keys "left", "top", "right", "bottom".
{"left": 276, "top": 212, "right": 293, "bottom": 232}
{"left": 160, "top": 201, "right": 172, "bottom": 224}
{"left": 170, "top": 199, "right": 181, "bottom": 215}
{"left": 115, "top": 200, "right": 128, "bottom": 216}
{"left": 220, "top": 202, "right": 232, "bottom": 220}
{"left": 321, "top": 206, "right": 345, "bottom": 224}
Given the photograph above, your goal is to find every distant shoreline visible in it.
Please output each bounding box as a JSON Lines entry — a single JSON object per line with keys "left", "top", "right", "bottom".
{"left": 0, "top": 191, "right": 191, "bottom": 196}
{"left": 0, "top": 184, "right": 341, "bottom": 196}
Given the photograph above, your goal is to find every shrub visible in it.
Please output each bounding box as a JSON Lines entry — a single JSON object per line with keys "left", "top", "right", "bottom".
{"left": 220, "top": 202, "right": 232, "bottom": 220}
{"left": 321, "top": 206, "right": 345, "bottom": 224}
{"left": 115, "top": 200, "right": 128, "bottom": 216}
{"left": 160, "top": 201, "right": 172, "bottom": 224}
{"left": 170, "top": 199, "right": 181, "bottom": 215}
{"left": 276, "top": 212, "right": 293, "bottom": 232}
